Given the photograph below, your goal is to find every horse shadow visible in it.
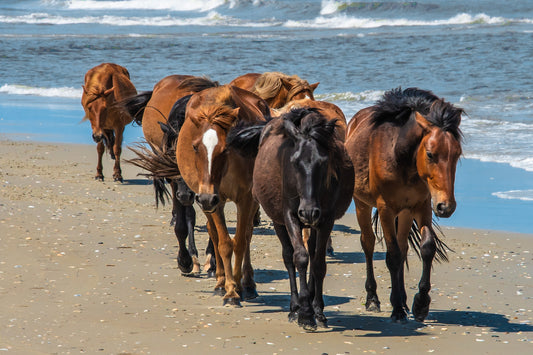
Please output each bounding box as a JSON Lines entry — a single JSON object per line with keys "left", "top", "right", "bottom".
{"left": 121, "top": 178, "right": 152, "bottom": 186}
{"left": 333, "top": 223, "right": 360, "bottom": 235}
{"left": 328, "top": 251, "right": 386, "bottom": 264}
{"left": 427, "top": 309, "right": 533, "bottom": 333}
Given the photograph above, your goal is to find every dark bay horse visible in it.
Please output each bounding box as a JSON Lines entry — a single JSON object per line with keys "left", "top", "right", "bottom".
{"left": 344, "top": 87, "right": 463, "bottom": 322}
{"left": 122, "top": 76, "right": 219, "bottom": 276}
{"left": 228, "top": 108, "right": 354, "bottom": 330}
{"left": 274, "top": 98, "right": 348, "bottom": 256}
{"left": 81, "top": 63, "right": 137, "bottom": 182}
{"left": 230, "top": 72, "right": 319, "bottom": 109}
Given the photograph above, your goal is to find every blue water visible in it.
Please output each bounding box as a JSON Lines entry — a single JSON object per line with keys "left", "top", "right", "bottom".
{"left": 0, "top": 0, "right": 532, "bottom": 234}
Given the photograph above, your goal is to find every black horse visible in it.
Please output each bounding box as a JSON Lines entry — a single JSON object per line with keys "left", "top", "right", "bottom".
{"left": 228, "top": 108, "right": 354, "bottom": 330}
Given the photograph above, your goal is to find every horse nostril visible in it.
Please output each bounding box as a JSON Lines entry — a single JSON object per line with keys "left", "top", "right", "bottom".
{"left": 436, "top": 202, "right": 446, "bottom": 213}
{"left": 210, "top": 195, "right": 219, "bottom": 207}
{"left": 311, "top": 208, "right": 321, "bottom": 222}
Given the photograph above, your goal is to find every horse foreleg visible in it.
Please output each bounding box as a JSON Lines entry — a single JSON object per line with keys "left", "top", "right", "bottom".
{"left": 273, "top": 222, "right": 299, "bottom": 323}
{"left": 205, "top": 213, "right": 225, "bottom": 295}
{"left": 397, "top": 210, "right": 414, "bottom": 313}
{"left": 208, "top": 207, "right": 241, "bottom": 306}
{"left": 233, "top": 200, "right": 258, "bottom": 300}
{"left": 285, "top": 214, "right": 315, "bottom": 331}
{"left": 112, "top": 127, "right": 124, "bottom": 182}
{"left": 379, "top": 207, "right": 407, "bottom": 323}
{"left": 412, "top": 211, "right": 437, "bottom": 322}
{"left": 356, "top": 202, "right": 380, "bottom": 312}
{"left": 174, "top": 200, "right": 193, "bottom": 275}
{"left": 95, "top": 141, "right": 105, "bottom": 181}
{"left": 310, "top": 222, "right": 334, "bottom": 329}
{"left": 185, "top": 205, "right": 201, "bottom": 274}
{"left": 204, "top": 236, "right": 216, "bottom": 278}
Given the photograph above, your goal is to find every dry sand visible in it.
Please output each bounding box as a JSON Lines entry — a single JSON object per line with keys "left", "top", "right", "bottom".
{"left": 0, "top": 139, "right": 532, "bottom": 355}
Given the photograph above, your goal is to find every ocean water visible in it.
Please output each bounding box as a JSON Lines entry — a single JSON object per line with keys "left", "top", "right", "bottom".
{"left": 0, "top": 0, "right": 532, "bottom": 233}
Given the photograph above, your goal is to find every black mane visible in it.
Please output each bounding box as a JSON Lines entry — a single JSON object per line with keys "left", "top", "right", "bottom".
{"left": 280, "top": 108, "right": 338, "bottom": 151}
{"left": 372, "top": 87, "right": 463, "bottom": 140}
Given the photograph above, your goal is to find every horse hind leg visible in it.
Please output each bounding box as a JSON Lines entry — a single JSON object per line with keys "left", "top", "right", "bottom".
{"left": 233, "top": 200, "right": 258, "bottom": 301}
{"left": 185, "top": 205, "right": 201, "bottom": 275}
{"left": 203, "top": 237, "right": 216, "bottom": 278}
{"left": 356, "top": 203, "right": 380, "bottom": 312}
{"left": 174, "top": 201, "right": 194, "bottom": 275}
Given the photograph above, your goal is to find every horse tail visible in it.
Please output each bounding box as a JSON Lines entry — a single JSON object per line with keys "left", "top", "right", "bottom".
{"left": 226, "top": 121, "right": 268, "bottom": 158}
{"left": 126, "top": 142, "right": 181, "bottom": 208}
{"left": 117, "top": 91, "right": 153, "bottom": 126}
{"left": 407, "top": 220, "right": 451, "bottom": 263}
{"left": 371, "top": 211, "right": 451, "bottom": 266}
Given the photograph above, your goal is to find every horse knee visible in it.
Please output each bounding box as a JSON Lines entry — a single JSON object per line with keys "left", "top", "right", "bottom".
{"left": 293, "top": 248, "right": 309, "bottom": 270}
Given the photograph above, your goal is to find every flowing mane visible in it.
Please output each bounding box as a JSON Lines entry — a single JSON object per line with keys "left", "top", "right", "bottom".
{"left": 253, "top": 72, "right": 314, "bottom": 102}
{"left": 372, "top": 87, "right": 463, "bottom": 140}
{"left": 278, "top": 108, "right": 337, "bottom": 151}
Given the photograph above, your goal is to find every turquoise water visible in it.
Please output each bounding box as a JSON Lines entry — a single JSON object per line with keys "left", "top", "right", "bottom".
{"left": 0, "top": 0, "right": 532, "bottom": 233}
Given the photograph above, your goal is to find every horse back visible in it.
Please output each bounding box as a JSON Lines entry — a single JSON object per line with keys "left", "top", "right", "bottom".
{"left": 229, "top": 73, "right": 261, "bottom": 92}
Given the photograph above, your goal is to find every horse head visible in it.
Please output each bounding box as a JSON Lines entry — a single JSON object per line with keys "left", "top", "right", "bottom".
{"left": 175, "top": 176, "right": 196, "bottom": 206}
{"left": 281, "top": 109, "right": 337, "bottom": 227}
{"left": 177, "top": 85, "right": 269, "bottom": 213}
{"left": 414, "top": 100, "right": 463, "bottom": 218}
{"left": 82, "top": 85, "right": 115, "bottom": 143}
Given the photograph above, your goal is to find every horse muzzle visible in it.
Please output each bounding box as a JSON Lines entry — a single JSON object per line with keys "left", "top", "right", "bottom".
{"left": 92, "top": 133, "right": 104, "bottom": 143}
{"left": 176, "top": 189, "right": 196, "bottom": 206}
{"left": 433, "top": 200, "right": 456, "bottom": 218}
{"left": 297, "top": 206, "right": 321, "bottom": 227}
{"left": 195, "top": 193, "right": 220, "bottom": 213}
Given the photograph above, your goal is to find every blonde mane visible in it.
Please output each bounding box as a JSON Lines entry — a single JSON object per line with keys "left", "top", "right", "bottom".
{"left": 252, "top": 72, "right": 312, "bottom": 103}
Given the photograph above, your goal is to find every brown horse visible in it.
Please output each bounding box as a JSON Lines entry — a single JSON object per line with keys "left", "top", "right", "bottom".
{"left": 345, "top": 87, "right": 463, "bottom": 323}
{"left": 139, "top": 84, "right": 270, "bottom": 305}
{"left": 229, "top": 72, "right": 319, "bottom": 109}
{"left": 81, "top": 63, "right": 137, "bottom": 182}
{"left": 227, "top": 108, "right": 354, "bottom": 330}
{"left": 121, "top": 75, "right": 219, "bottom": 276}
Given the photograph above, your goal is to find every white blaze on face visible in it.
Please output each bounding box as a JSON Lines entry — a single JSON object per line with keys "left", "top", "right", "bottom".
{"left": 202, "top": 128, "right": 219, "bottom": 176}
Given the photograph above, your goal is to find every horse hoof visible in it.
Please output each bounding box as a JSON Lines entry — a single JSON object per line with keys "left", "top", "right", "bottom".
{"left": 207, "top": 270, "right": 216, "bottom": 278}
{"left": 114, "top": 177, "right": 123, "bottom": 183}
{"left": 288, "top": 311, "right": 298, "bottom": 323}
{"left": 412, "top": 293, "right": 431, "bottom": 322}
{"left": 240, "top": 287, "right": 258, "bottom": 300}
{"left": 213, "top": 287, "right": 225, "bottom": 297}
{"left": 177, "top": 258, "right": 193, "bottom": 274}
{"left": 299, "top": 320, "right": 317, "bottom": 332}
{"left": 365, "top": 299, "right": 381, "bottom": 313}
{"left": 390, "top": 311, "right": 408, "bottom": 323}
{"left": 95, "top": 176, "right": 104, "bottom": 182}
{"left": 316, "top": 314, "right": 328, "bottom": 328}
{"left": 223, "top": 297, "right": 242, "bottom": 307}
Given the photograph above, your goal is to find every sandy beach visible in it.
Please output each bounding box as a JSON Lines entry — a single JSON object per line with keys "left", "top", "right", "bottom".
{"left": 0, "top": 139, "right": 532, "bottom": 355}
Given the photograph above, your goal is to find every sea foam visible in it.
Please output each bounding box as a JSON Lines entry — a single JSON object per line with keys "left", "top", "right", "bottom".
{"left": 0, "top": 84, "right": 81, "bottom": 98}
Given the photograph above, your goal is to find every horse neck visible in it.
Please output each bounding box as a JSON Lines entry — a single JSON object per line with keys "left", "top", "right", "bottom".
{"left": 390, "top": 120, "right": 426, "bottom": 173}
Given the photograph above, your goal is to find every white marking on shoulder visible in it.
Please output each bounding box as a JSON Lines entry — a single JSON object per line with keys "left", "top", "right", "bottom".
{"left": 202, "top": 128, "right": 219, "bottom": 175}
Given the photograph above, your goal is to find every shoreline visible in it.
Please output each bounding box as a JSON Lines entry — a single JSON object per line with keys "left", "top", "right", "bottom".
{"left": 0, "top": 139, "right": 532, "bottom": 354}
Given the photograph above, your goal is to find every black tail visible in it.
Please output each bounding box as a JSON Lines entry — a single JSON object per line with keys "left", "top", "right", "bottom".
{"left": 117, "top": 91, "right": 153, "bottom": 126}
{"left": 372, "top": 211, "right": 451, "bottom": 264}
{"left": 126, "top": 141, "right": 181, "bottom": 208}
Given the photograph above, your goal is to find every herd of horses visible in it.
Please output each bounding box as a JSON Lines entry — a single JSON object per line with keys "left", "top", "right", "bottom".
{"left": 81, "top": 62, "right": 463, "bottom": 330}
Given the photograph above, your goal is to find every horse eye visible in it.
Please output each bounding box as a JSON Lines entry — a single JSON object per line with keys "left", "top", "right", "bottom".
{"left": 192, "top": 145, "right": 198, "bottom": 153}
{"left": 426, "top": 151, "right": 434, "bottom": 160}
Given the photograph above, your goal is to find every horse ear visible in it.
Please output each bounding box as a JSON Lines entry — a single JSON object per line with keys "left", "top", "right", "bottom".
{"left": 310, "top": 82, "right": 319, "bottom": 91}
{"left": 229, "top": 85, "right": 270, "bottom": 122}
{"left": 103, "top": 86, "right": 115, "bottom": 96}
{"left": 415, "top": 112, "right": 432, "bottom": 131}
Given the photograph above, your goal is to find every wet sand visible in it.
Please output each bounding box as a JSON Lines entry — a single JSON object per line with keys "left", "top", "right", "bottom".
{"left": 0, "top": 139, "right": 531, "bottom": 354}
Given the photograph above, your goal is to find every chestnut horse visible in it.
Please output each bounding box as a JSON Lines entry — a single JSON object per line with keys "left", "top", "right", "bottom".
{"left": 122, "top": 76, "right": 219, "bottom": 276}
{"left": 134, "top": 85, "right": 270, "bottom": 305}
{"left": 229, "top": 72, "right": 319, "bottom": 109}
{"left": 345, "top": 87, "right": 463, "bottom": 322}
{"left": 81, "top": 63, "right": 137, "bottom": 182}
{"left": 228, "top": 108, "right": 354, "bottom": 330}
